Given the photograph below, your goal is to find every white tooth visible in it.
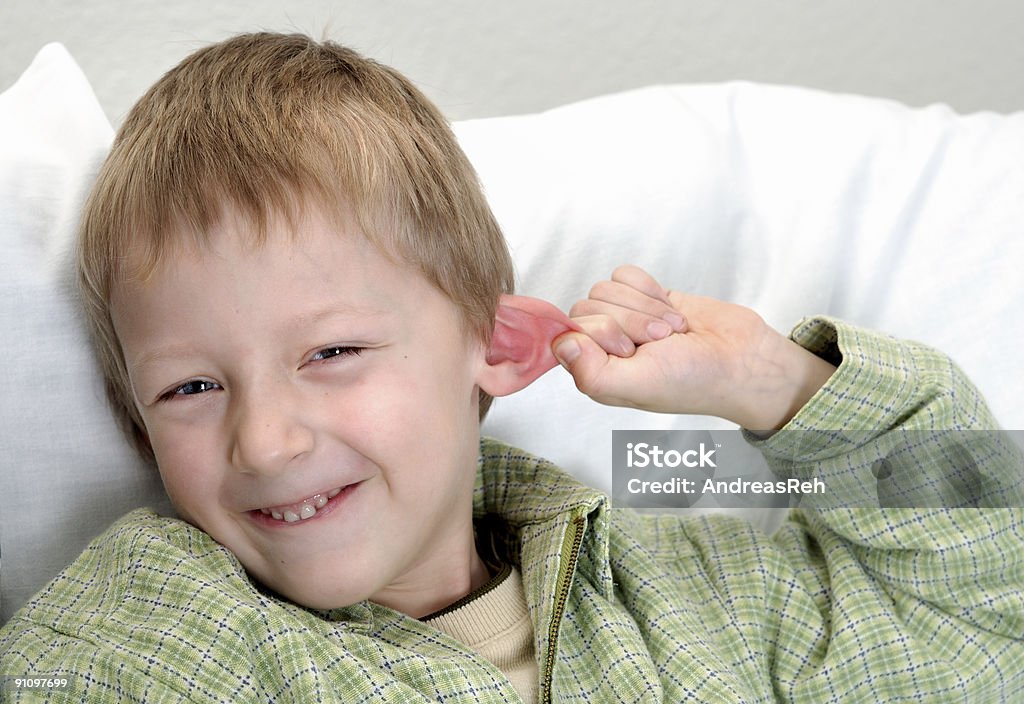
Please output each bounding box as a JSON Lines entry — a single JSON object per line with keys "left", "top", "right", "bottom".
{"left": 260, "top": 508, "right": 271, "bottom": 515}
{"left": 283, "top": 510, "right": 301, "bottom": 523}
{"left": 328, "top": 487, "right": 342, "bottom": 498}
{"left": 315, "top": 494, "right": 328, "bottom": 508}
{"left": 271, "top": 510, "right": 284, "bottom": 520}
{"left": 300, "top": 504, "right": 316, "bottom": 520}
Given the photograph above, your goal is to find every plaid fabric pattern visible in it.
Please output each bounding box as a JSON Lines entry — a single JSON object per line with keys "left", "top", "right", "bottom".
{"left": 2, "top": 317, "right": 1022, "bottom": 702}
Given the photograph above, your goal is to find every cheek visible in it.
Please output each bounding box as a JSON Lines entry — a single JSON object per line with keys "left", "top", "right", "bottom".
{"left": 340, "top": 352, "right": 479, "bottom": 427}
{"left": 146, "top": 426, "right": 222, "bottom": 516}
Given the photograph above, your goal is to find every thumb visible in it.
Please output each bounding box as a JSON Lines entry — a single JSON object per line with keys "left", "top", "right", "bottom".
{"left": 552, "top": 331, "right": 613, "bottom": 399}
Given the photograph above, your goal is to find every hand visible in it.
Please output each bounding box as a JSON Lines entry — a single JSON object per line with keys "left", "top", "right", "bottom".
{"left": 552, "top": 265, "right": 836, "bottom": 431}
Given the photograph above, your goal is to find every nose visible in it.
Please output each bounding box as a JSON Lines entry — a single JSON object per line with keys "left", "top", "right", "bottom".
{"left": 229, "top": 380, "right": 314, "bottom": 476}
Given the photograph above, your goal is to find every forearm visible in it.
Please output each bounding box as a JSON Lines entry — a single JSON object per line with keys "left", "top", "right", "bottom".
{"left": 750, "top": 317, "right": 1024, "bottom": 623}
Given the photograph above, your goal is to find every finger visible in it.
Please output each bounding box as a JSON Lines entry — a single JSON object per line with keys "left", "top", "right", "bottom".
{"left": 571, "top": 314, "right": 636, "bottom": 357}
{"left": 610, "top": 265, "right": 672, "bottom": 305}
{"left": 586, "top": 279, "right": 678, "bottom": 319}
{"left": 571, "top": 298, "right": 684, "bottom": 344}
{"left": 586, "top": 277, "right": 686, "bottom": 331}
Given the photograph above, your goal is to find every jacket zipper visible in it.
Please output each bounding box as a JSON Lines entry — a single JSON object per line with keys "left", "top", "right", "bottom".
{"left": 540, "top": 513, "right": 586, "bottom": 704}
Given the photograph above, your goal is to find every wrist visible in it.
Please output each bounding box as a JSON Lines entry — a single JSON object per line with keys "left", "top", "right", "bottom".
{"left": 731, "top": 332, "right": 836, "bottom": 433}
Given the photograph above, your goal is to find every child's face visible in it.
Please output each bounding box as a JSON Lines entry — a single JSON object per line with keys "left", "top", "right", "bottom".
{"left": 110, "top": 207, "right": 489, "bottom": 611}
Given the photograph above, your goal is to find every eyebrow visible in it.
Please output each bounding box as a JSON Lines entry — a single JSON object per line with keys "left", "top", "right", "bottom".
{"left": 297, "top": 303, "right": 393, "bottom": 327}
{"left": 128, "top": 303, "right": 394, "bottom": 372}
{"left": 129, "top": 344, "right": 204, "bottom": 373}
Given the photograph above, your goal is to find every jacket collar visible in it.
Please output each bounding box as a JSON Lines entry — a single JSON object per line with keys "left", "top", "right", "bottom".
{"left": 474, "top": 437, "right": 614, "bottom": 600}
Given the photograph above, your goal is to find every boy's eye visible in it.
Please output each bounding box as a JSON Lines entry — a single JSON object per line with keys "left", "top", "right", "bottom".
{"left": 162, "top": 379, "right": 221, "bottom": 401}
{"left": 309, "top": 346, "right": 363, "bottom": 363}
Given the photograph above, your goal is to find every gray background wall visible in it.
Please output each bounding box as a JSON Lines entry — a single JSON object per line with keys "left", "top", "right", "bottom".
{"left": 3, "top": 0, "right": 1023, "bottom": 126}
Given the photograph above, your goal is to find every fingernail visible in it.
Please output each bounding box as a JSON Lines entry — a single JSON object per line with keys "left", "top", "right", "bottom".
{"left": 554, "top": 338, "right": 580, "bottom": 366}
{"left": 647, "top": 320, "right": 672, "bottom": 340}
{"left": 663, "top": 312, "right": 685, "bottom": 331}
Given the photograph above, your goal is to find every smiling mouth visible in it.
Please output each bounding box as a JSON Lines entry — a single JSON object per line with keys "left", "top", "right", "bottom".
{"left": 258, "top": 487, "right": 345, "bottom": 523}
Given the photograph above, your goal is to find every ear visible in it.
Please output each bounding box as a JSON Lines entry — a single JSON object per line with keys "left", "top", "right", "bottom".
{"left": 478, "top": 294, "right": 581, "bottom": 397}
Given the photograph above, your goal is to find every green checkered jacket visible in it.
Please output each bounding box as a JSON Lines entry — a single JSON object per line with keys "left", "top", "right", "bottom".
{"left": 2, "top": 318, "right": 1022, "bottom": 702}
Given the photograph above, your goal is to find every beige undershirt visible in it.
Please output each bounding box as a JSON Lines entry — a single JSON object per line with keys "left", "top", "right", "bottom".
{"left": 423, "top": 565, "right": 538, "bottom": 703}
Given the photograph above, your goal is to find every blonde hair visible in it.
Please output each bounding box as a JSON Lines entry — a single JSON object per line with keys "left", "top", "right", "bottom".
{"left": 78, "top": 32, "right": 514, "bottom": 459}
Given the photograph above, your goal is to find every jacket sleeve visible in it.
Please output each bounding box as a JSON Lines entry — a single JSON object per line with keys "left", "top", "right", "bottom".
{"left": 744, "top": 317, "right": 1024, "bottom": 699}
{"left": 0, "top": 513, "right": 199, "bottom": 703}
{"left": 0, "top": 622, "right": 186, "bottom": 703}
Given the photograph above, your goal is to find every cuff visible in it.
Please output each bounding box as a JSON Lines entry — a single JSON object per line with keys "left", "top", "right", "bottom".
{"left": 745, "top": 316, "right": 927, "bottom": 466}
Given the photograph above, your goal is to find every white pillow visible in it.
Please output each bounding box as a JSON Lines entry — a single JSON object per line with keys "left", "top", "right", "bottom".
{"left": 0, "top": 44, "right": 173, "bottom": 624}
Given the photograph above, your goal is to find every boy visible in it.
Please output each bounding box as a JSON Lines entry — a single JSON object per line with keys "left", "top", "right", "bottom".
{"left": 1, "top": 32, "right": 1022, "bottom": 703}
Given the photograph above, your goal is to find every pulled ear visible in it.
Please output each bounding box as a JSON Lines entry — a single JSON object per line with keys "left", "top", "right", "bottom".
{"left": 478, "top": 294, "right": 581, "bottom": 396}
